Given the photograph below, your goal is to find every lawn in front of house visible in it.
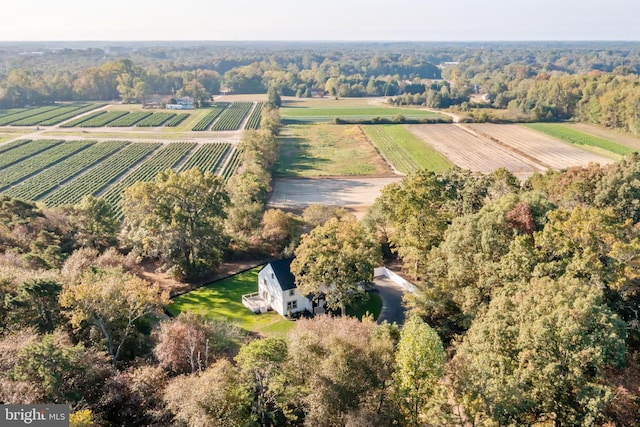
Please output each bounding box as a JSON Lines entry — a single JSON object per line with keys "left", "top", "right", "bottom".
{"left": 166, "top": 267, "right": 295, "bottom": 337}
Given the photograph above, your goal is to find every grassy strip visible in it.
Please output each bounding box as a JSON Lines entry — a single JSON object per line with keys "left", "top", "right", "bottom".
{"left": 525, "top": 123, "right": 635, "bottom": 156}
{"left": 363, "top": 125, "right": 451, "bottom": 173}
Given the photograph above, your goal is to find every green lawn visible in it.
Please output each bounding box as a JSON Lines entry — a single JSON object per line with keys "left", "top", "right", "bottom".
{"left": 525, "top": 123, "right": 634, "bottom": 157}
{"left": 166, "top": 267, "right": 295, "bottom": 337}
{"left": 275, "top": 123, "right": 393, "bottom": 177}
{"left": 281, "top": 98, "right": 442, "bottom": 123}
{"left": 363, "top": 125, "right": 451, "bottom": 174}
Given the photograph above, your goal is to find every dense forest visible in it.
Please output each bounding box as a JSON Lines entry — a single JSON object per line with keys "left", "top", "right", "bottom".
{"left": 2, "top": 41, "right": 640, "bottom": 133}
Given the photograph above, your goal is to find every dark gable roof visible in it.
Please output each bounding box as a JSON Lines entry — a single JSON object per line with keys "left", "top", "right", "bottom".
{"left": 268, "top": 258, "right": 296, "bottom": 291}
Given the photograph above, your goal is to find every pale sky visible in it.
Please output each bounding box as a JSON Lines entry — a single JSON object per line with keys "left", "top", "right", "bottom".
{"left": 0, "top": 0, "right": 638, "bottom": 41}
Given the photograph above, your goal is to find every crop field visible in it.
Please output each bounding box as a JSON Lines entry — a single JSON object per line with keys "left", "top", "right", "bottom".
{"left": 5, "top": 141, "right": 129, "bottom": 201}
{"left": 0, "top": 139, "right": 65, "bottom": 170}
{"left": 280, "top": 98, "right": 442, "bottom": 123}
{"left": 192, "top": 103, "right": 229, "bottom": 131}
{"left": 218, "top": 147, "right": 243, "bottom": 180}
{"left": 466, "top": 124, "right": 616, "bottom": 168}
{"left": 407, "top": 125, "right": 544, "bottom": 177}
{"left": 69, "top": 111, "right": 129, "bottom": 128}
{"left": 106, "top": 111, "right": 152, "bottom": 127}
{"left": 164, "top": 113, "right": 190, "bottom": 127}
{"left": 41, "top": 142, "right": 161, "bottom": 206}
{"left": 244, "top": 102, "right": 264, "bottom": 130}
{"left": 524, "top": 123, "right": 633, "bottom": 156}
{"left": 211, "top": 102, "right": 253, "bottom": 131}
{"left": 38, "top": 104, "right": 106, "bottom": 126}
{"left": 0, "top": 106, "right": 61, "bottom": 126}
{"left": 362, "top": 125, "right": 451, "bottom": 174}
{"left": 178, "top": 143, "right": 232, "bottom": 173}
{"left": 275, "top": 123, "right": 392, "bottom": 177}
{"left": 99, "top": 142, "right": 196, "bottom": 216}
{"left": 406, "top": 124, "right": 618, "bottom": 178}
{"left": 136, "top": 112, "right": 177, "bottom": 127}
{"left": 0, "top": 140, "right": 93, "bottom": 191}
{"left": 0, "top": 138, "right": 244, "bottom": 209}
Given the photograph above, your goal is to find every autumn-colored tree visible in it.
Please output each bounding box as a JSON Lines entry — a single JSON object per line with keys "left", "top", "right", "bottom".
{"left": 164, "top": 359, "right": 255, "bottom": 427}
{"left": 122, "top": 168, "right": 229, "bottom": 278}
{"left": 154, "top": 312, "right": 242, "bottom": 374}
{"left": 291, "top": 217, "right": 381, "bottom": 315}
{"left": 60, "top": 269, "right": 169, "bottom": 366}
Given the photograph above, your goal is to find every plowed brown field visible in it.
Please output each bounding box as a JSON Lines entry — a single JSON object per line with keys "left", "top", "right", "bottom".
{"left": 466, "top": 123, "right": 615, "bottom": 169}
{"left": 407, "top": 124, "right": 615, "bottom": 178}
{"left": 406, "top": 124, "right": 544, "bottom": 178}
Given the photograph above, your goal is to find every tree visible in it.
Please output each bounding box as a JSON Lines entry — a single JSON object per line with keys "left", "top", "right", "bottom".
{"left": 260, "top": 209, "right": 301, "bottom": 256}
{"left": 154, "top": 313, "right": 242, "bottom": 374}
{"left": 122, "top": 168, "right": 229, "bottom": 278}
{"left": 267, "top": 87, "right": 282, "bottom": 108}
{"left": 452, "top": 277, "right": 626, "bottom": 426}
{"left": 5, "top": 279, "right": 62, "bottom": 333}
{"left": 60, "top": 269, "right": 169, "bottom": 367}
{"left": 69, "top": 195, "right": 119, "bottom": 251}
{"left": 164, "top": 359, "right": 255, "bottom": 427}
{"left": 286, "top": 316, "right": 400, "bottom": 427}
{"left": 374, "top": 170, "right": 452, "bottom": 279}
{"left": 235, "top": 337, "right": 288, "bottom": 427}
{"left": 394, "top": 315, "right": 446, "bottom": 426}
{"left": 290, "top": 217, "right": 381, "bottom": 315}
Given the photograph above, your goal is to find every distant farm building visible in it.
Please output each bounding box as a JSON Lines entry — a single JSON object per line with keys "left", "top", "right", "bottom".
{"left": 166, "top": 96, "right": 194, "bottom": 110}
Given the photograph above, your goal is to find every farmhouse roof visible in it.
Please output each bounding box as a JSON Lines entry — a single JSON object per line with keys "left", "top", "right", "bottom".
{"left": 267, "top": 258, "right": 296, "bottom": 291}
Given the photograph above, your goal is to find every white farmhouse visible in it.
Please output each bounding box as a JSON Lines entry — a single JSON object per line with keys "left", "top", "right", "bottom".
{"left": 242, "top": 258, "right": 326, "bottom": 317}
{"left": 166, "top": 96, "right": 194, "bottom": 110}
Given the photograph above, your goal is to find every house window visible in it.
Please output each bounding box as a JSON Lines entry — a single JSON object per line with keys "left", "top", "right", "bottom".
{"left": 287, "top": 300, "right": 298, "bottom": 311}
{"left": 289, "top": 289, "right": 295, "bottom": 297}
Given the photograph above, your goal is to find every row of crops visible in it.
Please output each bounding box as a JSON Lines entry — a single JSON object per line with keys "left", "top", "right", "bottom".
{"left": 362, "top": 125, "right": 423, "bottom": 174}
{"left": 100, "top": 143, "right": 197, "bottom": 216}
{"left": 0, "top": 139, "right": 64, "bottom": 170}
{"left": 6, "top": 141, "right": 129, "bottom": 201}
{"left": 178, "top": 143, "right": 231, "bottom": 173}
{"left": 42, "top": 143, "right": 162, "bottom": 206}
{"left": 0, "top": 104, "right": 104, "bottom": 126}
{"left": 244, "top": 102, "right": 264, "bottom": 130}
{"left": 191, "top": 103, "right": 229, "bottom": 131}
{"left": 0, "top": 141, "right": 93, "bottom": 192}
{"left": 212, "top": 102, "right": 253, "bottom": 131}
{"left": 0, "top": 138, "right": 242, "bottom": 210}
{"left": 60, "top": 110, "right": 192, "bottom": 128}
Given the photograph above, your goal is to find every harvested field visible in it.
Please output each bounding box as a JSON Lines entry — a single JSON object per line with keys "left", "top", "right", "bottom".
{"left": 467, "top": 123, "right": 616, "bottom": 168}
{"left": 269, "top": 177, "right": 402, "bottom": 214}
{"left": 407, "top": 124, "right": 544, "bottom": 179}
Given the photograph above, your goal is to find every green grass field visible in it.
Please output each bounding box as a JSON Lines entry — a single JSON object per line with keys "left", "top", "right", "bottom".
{"left": 346, "top": 292, "right": 383, "bottom": 320}
{"left": 363, "top": 125, "right": 451, "bottom": 173}
{"left": 275, "top": 123, "right": 393, "bottom": 177}
{"left": 281, "top": 98, "right": 442, "bottom": 123}
{"left": 525, "top": 123, "right": 634, "bottom": 157}
{"left": 166, "top": 267, "right": 295, "bottom": 337}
